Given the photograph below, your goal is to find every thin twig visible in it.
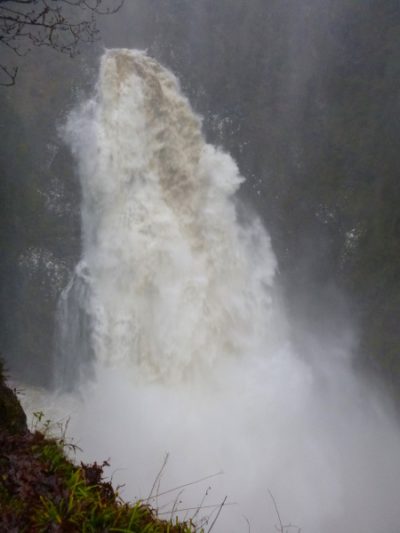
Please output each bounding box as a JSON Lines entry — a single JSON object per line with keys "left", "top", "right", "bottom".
{"left": 147, "top": 452, "right": 169, "bottom": 501}
{"left": 191, "top": 486, "right": 211, "bottom": 522}
{"left": 145, "top": 470, "right": 223, "bottom": 501}
{"left": 157, "top": 500, "right": 234, "bottom": 516}
{"left": 268, "top": 490, "right": 284, "bottom": 532}
{"left": 268, "top": 490, "right": 301, "bottom": 533}
{"left": 169, "top": 489, "right": 184, "bottom": 521}
{"left": 207, "top": 496, "right": 227, "bottom": 533}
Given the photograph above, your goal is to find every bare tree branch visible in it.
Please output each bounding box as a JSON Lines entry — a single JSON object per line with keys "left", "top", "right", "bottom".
{"left": 268, "top": 490, "right": 302, "bottom": 533}
{"left": 0, "top": 0, "right": 124, "bottom": 86}
{"left": 207, "top": 495, "right": 227, "bottom": 533}
{"left": 0, "top": 63, "right": 17, "bottom": 85}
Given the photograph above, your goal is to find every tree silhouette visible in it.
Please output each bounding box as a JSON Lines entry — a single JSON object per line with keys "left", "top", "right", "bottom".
{"left": 0, "top": 0, "right": 123, "bottom": 85}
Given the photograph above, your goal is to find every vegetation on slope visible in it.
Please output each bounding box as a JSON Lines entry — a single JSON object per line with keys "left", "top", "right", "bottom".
{"left": 0, "top": 361, "right": 27, "bottom": 434}
{"left": 0, "top": 365, "right": 198, "bottom": 532}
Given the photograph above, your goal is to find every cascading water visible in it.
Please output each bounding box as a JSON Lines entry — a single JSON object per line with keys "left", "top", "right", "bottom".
{"left": 40, "top": 49, "right": 400, "bottom": 532}
{"left": 59, "top": 49, "right": 278, "bottom": 388}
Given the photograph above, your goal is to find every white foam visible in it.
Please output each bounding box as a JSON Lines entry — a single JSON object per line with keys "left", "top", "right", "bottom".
{"left": 28, "top": 49, "right": 400, "bottom": 532}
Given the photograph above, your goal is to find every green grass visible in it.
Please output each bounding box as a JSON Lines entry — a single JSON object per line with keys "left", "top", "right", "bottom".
{"left": 0, "top": 406, "right": 200, "bottom": 533}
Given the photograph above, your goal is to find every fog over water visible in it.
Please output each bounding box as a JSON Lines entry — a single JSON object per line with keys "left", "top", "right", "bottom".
{"left": 21, "top": 48, "right": 400, "bottom": 533}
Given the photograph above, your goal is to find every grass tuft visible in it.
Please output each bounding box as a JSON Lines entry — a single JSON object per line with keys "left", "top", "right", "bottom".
{"left": 0, "top": 426, "right": 200, "bottom": 532}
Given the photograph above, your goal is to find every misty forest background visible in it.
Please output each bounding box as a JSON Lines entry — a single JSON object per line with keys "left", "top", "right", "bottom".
{"left": 1, "top": 0, "right": 400, "bottom": 403}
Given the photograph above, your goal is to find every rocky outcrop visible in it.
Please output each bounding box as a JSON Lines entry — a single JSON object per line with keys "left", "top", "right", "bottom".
{"left": 0, "top": 361, "right": 27, "bottom": 434}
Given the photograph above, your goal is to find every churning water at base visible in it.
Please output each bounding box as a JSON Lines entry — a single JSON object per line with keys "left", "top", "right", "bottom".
{"left": 26, "top": 50, "right": 400, "bottom": 532}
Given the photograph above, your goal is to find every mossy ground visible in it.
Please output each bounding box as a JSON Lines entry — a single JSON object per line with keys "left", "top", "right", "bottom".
{"left": 0, "top": 364, "right": 200, "bottom": 532}
{"left": 0, "top": 360, "right": 27, "bottom": 434}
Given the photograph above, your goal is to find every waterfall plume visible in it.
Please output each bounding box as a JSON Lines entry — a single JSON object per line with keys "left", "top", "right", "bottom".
{"left": 39, "top": 49, "right": 400, "bottom": 533}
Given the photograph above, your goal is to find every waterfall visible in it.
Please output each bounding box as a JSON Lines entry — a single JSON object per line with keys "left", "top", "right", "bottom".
{"left": 48, "top": 49, "right": 400, "bottom": 533}
{"left": 59, "top": 49, "right": 278, "bottom": 387}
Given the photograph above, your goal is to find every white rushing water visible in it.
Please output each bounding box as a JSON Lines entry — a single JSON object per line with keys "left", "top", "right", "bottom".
{"left": 27, "top": 49, "right": 400, "bottom": 532}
